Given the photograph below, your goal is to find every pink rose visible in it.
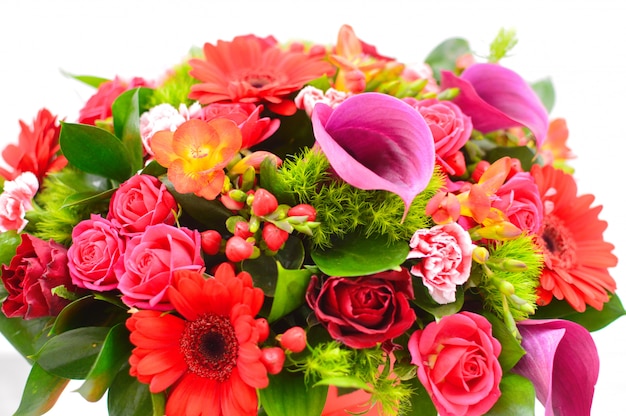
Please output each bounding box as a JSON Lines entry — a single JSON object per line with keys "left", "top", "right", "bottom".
{"left": 117, "top": 224, "right": 204, "bottom": 311}
{"left": 107, "top": 174, "right": 178, "bottom": 236}
{"left": 408, "top": 312, "right": 502, "bottom": 416}
{"left": 404, "top": 98, "right": 473, "bottom": 175}
{"left": 407, "top": 222, "right": 473, "bottom": 304}
{"left": 492, "top": 171, "right": 543, "bottom": 234}
{"left": 78, "top": 76, "right": 151, "bottom": 125}
{"left": 0, "top": 171, "right": 38, "bottom": 232}
{"left": 1, "top": 234, "right": 75, "bottom": 319}
{"left": 306, "top": 268, "right": 416, "bottom": 349}
{"left": 67, "top": 214, "right": 124, "bottom": 291}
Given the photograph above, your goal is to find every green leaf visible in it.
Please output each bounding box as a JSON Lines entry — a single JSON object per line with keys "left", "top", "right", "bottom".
{"left": 485, "top": 146, "right": 537, "bottom": 172}
{"left": 0, "top": 315, "right": 51, "bottom": 361}
{"left": 260, "top": 157, "right": 296, "bottom": 206}
{"left": 77, "top": 323, "right": 133, "bottom": 402}
{"left": 268, "top": 262, "right": 315, "bottom": 323}
{"left": 405, "top": 376, "right": 437, "bottom": 416}
{"left": 242, "top": 255, "right": 278, "bottom": 296}
{"left": 484, "top": 312, "right": 526, "bottom": 372}
{"left": 49, "top": 296, "right": 127, "bottom": 335}
{"left": 485, "top": 373, "right": 535, "bottom": 415}
{"left": 275, "top": 235, "right": 306, "bottom": 270}
{"left": 108, "top": 362, "right": 165, "bottom": 416}
{"left": 0, "top": 230, "right": 21, "bottom": 269}
{"left": 13, "top": 362, "right": 70, "bottom": 416}
{"left": 531, "top": 77, "right": 556, "bottom": 114}
{"left": 532, "top": 294, "right": 626, "bottom": 332}
{"left": 59, "top": 122, "right": 133, "bottom": 182}
{"left": 259, "top": 370, "right": 328, "bottom": 416}
{"left": 312, "top": 376, "right": 371, "bottom": 391}
{"left": 311, "top": 233, "right": 409, "bottom": 277}
{"left": 61, "top": 70, "right": 110, "bottom": 88}
{"left": 424, "top": 37, "right": 471, "bottom": 82}
{"left": 33, "top": 326, "right": 110, "bottom": 379}
{"left": 112, "top": 87, "right": 153, "bottom": 173}
{"left": 411, "top": 280, "right": 464, "bottom": 320}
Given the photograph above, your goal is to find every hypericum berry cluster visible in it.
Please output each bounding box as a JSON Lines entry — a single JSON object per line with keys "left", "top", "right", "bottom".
{"left": 200, "top": 187, "right": 319, "bottom": 262}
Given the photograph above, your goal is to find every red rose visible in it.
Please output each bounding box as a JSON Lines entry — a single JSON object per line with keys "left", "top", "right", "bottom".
{"left": 306, "top": 268, "right": 416, "bottom": 349}
{"left": 1, "top": 234, "right": 75, "bottom": 319}
{"left": 408, "top": 312, "right": 502, "bottom": 416}
{"left": 67, "top": 214, "right": 124, "bottom": 291}
{"left": 116, "top": 224, "right": 204, "bottom": 311}
{"left": 107, "top": 174, "right": 179, "bottom": 236}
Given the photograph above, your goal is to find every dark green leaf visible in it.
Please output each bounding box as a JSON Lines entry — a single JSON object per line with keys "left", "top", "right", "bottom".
{"left": 242, "top": 255, "right": 278, "bottom": 296}
{"left": 268, "top": 262, "right": 314, "bottom": 323}
{"left": 254, "top": 108, "right": 315, "bottom": 160}
{"left": 59, "top": 122, "right": 133, "bottom": 182}
{"left": 424, "top": 37, "right": 471, "bottom": 82}
{"left": 484, "top": 312, "right": 526, "bottom": 372}
{"left": 259, "top": 370, "right": 328, "bottom": 416}
{"left": 33, "top": 326, "right": 110, "bottom": 379}
{"left": 533, "top": 294, "right": 626, "bottom": 332}
{"left": 77, "top": 323, "right": 133, "bottom": 402}
{"left": 112, "top": 87, "right": 153, "bottom": 173}
{"left": 0, "top": 230, "right": 21, "bottom": 269}
{"left": 411, "top": 280, "right": 464, "bottom": 320}
{"left": 311, "top": 233, "right": 409, "bottom": 277}
{"left": 260, "top": 157, "right": 296, "bottom": 205}
{"left": 50, "top": 296, "right": 127, "bottom": 335}
{"left": 59, "top": 188, "right": 116, "bottom": 209}
{"left": 13, "top": 362, "right": 70, "bottom": 416}
{"left": 108, "top": 362, "right": 164, "bottom": 416}
{"left": 275, "top": 235, "right": 306, "bottom": 269}
{"left": 531, "top": 77, "right": 556, "bottom": 114}
{"left": 486, "top": 146, "right": 537, "bottom": 171}
{"left": 405, "top": 376, "right": 437, "bottom": 416}
{"left": 486, "top": 373, "right": 535, "bottom": 415}
{"left": 0, "top": 315, "right": 51, "bottom": 361}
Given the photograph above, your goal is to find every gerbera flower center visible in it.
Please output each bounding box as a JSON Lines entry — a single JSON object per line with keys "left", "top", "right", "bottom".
{"left": 242, "top": 72, "right": 276, "bottom": 89}
{"left": 180, "top": 313, "right": 239, "bottom": 382}
{"left": 539, "top": 213, "right": 577, "bottom": 268}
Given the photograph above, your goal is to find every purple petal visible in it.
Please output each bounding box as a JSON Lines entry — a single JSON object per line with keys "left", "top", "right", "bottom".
{"left": 513, "top": 319, "right": 599, "bottom": 416}
{"left": 441, "top": 63, "right": 549, "bottom": 147}
{"left": 311, "top": 92, "right": 435, "bottom": 219}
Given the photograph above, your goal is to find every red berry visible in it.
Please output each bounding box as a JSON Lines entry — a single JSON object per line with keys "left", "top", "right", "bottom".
{"left": 234, "top": 221, "right": 254, "bottom": 239}
{"left": 260, "top": 347, "right": 285, "bottom": 375}
{"left": 278, "top": 326, "right": 307, "bottom": 353}
{"left": 200, "top": 230, "right": 222, "bottom": 255}
{"left": 287, "top": 204, "right": 317, "bottom": 222}
{"left": 225, "top": 236, "right": 254, "bottom": 262}
{"left": 256, "top": 318, "right": 270, "bottom": 344}
{"left": 251, "top": 188, "right": 278, "bottom": 217}
{"left": 262, "top": 223, "right": 289, "bottom": 251}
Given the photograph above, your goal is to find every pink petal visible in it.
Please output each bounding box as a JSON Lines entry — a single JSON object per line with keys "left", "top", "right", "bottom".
{"left": 441, "top": 63, "right": 548, "bottom": 147}
{"left": 513, "top": 319, "right": 599, "bottom": 416}
{"left": 311, "top": 92, "right": 435, "bottom": 219}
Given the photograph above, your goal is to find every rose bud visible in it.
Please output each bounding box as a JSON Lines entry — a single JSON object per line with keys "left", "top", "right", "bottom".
{"left": 260, "top": 347, "right": 285, "bottom": 375}
{"left": 471, "top": 160, "right": 491, "bottom": 183}
{"left": 262, "top": 223, "right": 289, "bottom": 251}
{"left": 225, "top": 236, "right": 255, "bottom": 262}
{"left": 251, "top": 188, "right": 278, "bottom": 217}
{"left": 278, "top": 326, "right": 307, "bottom": 353}
{"left": 287, "top": 204, "right": 317, "bottom": 222}
{"left": 200, "top": 230, "right": 222, "bottom": 255}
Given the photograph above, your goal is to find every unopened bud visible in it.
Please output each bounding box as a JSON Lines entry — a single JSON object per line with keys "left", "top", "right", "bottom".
{"left": 472, "top": 246, "right": 490, "bottom": 264}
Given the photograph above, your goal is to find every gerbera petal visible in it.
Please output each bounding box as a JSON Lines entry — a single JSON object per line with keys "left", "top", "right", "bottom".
{"left": 167, "top": 373, "right": 219, "bottom": 416}
{"left": 220, "top": 369, "right": 260, "bottom": 416}
{"left": 441, "top": 63, "right": 549, "bottom": 147}
{"left": 514, "top": 319, "right": 599, "bottom": 416}
{"left": 311, "top": 92, "right": 435, "bottom": 219}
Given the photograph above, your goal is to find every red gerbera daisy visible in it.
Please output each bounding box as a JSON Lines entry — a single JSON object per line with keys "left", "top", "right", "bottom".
{"left": 188, "top": 35, "right": 335, "bottom": 116}
{"left": 0, "top": 108, "right": 67, "bottom": 184}
{"left": 531, "top": 164, "right": 617, "bottom": 312}
{"left": 126, "top": 263, "right": 268, "bottom": 416}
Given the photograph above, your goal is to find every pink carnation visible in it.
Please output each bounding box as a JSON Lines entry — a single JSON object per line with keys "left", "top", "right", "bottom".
{"left": 0, "top": 171, "right": 38, "bottom": 232}
{"left": 407, "top": 222, "right": 474, "bottom": 304}
{"left": 295, "top": 86, "right": 351, "bottom": 116}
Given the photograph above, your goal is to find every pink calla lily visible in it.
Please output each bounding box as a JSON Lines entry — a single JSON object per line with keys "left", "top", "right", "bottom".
{"left": 311, "top": 92, "right": 435, "bottom": 219}
{"left": 441, "top": 63, "right": 549, "bottom": 147}
{"left": 513, "top": 319, "right": 599, "bottom": 416}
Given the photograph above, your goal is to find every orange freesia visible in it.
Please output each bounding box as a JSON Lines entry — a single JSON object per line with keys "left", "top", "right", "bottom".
{"left": 458, "top": 157, "right": 512, "bottom": 223}
{"left": 538, "top": 118, "right": 575, "bottom": 172}
{"left": 151, "top": 118, "right": 242, "bottom": 200}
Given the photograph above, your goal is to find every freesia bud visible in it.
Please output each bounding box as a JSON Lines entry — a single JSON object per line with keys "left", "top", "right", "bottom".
{"left": 472, "top": 246, "right": 490, "bottom": 264}
{"left": 221, "top": 193, "right": 245, "bottom": 211}
{"left": 260, "top": 347, "right": 285, "bottom": 375}
{"left": 262, "top": 223, "right": 289, "bottom": 251}
{"left": 251, "top": 188, "right": 278, "bottom": 217}
{"left": 278, "top": 326, "right": 307, "bottom": 353}
{"left": 287, "top": 204, "right": 317, "bottom": 222}
{"left": 225, "top": 236, "right": 255, "bottom": 262}
{"left": 200, "top": 230, "right": 222, "bottom": 255}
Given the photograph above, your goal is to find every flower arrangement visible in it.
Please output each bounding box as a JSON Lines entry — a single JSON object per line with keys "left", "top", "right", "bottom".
{"left": 0, "top": 24, "right": 622, "bottom": 416}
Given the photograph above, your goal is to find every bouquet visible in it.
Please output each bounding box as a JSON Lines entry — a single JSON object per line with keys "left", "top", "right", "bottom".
{"left": 0, "top": 24, "right": 622, "bottom": 416}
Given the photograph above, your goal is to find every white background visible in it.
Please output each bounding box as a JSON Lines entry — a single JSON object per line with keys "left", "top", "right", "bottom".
{"left": 0, "top": 0, "right": 625, "bottom": 415}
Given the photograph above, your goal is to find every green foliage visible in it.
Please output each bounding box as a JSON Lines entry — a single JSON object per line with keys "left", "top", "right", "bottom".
{"left": 488, "top": 28, "right": 518, "bottom": 63}
{"left": 25, "top": 168, "right": 111, "bottom": 246}
{"left": 275, "top": 148, "right": 444, "bottom": 248}
{"left": 531, "top": 77, "right": 556, "bottom": 114}
{"left": 424, "top": 37, "right": 471, "bottom": 82}
{"left": 259, "top": 371, "right": 328, "bottom": 416}
{"left": 13, "top": 363, "right": 70, "bottom": 416}
{"left": 148, "top": 60, "right": 199, "bottom": 108}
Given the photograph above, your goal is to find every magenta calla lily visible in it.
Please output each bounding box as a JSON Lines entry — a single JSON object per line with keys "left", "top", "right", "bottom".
{"left": 311, "top": 92, "right": 435, "bottom": 219}
{"left": 513, "top": 319, "right": 599, "bottom": 416}
{"left": 441, "top": 63, "right": 549, "bottom": 147}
